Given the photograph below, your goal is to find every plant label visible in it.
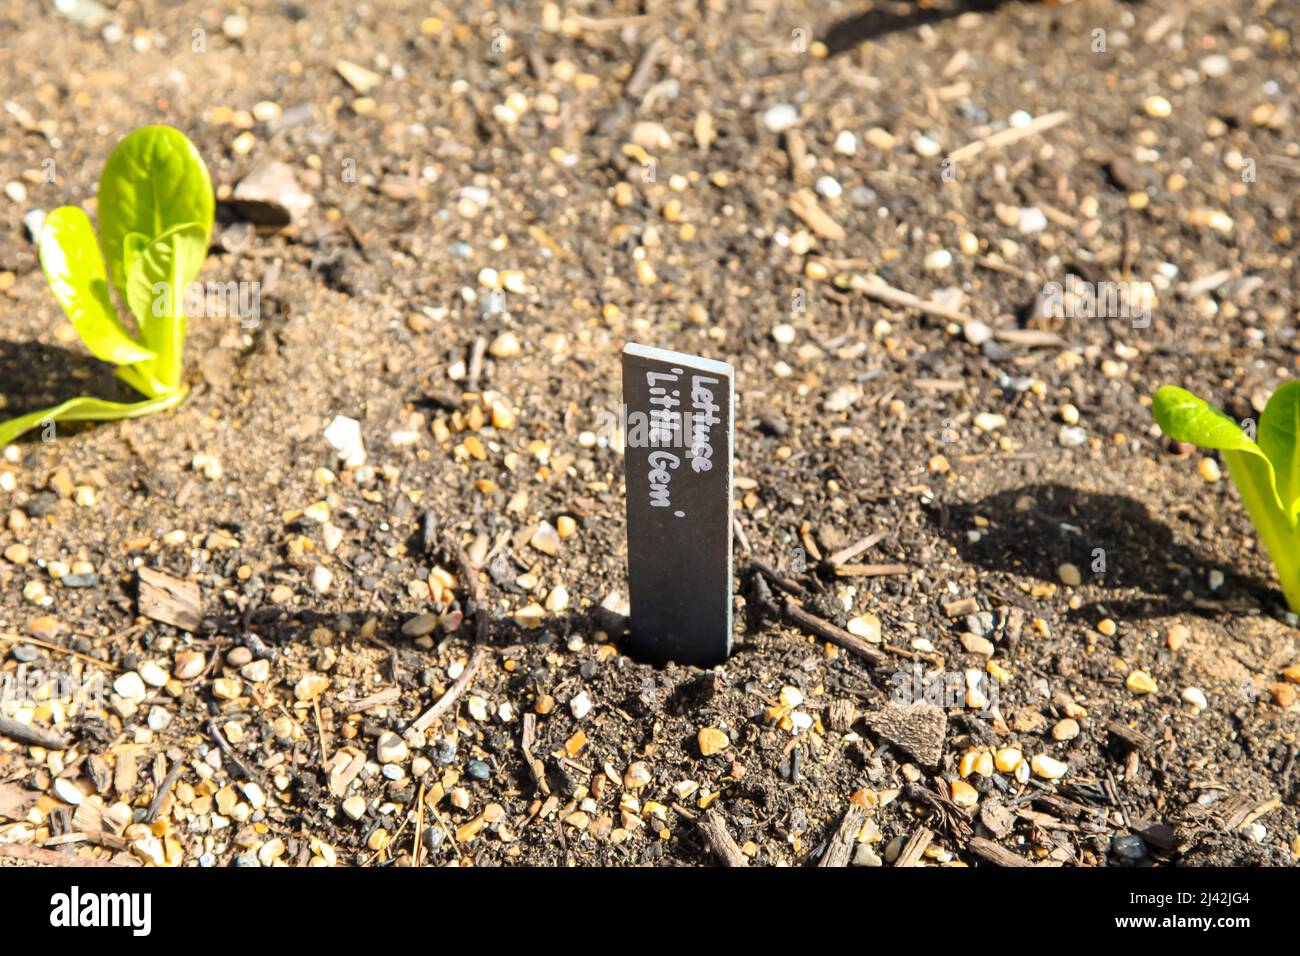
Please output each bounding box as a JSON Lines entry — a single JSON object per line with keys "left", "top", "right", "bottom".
{"left": 622, "top": 344, "right": 734, "bottom": 666}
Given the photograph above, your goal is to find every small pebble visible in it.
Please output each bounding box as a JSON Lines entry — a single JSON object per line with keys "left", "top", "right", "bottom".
{"left": 994, "top": 747, "right": 1022, "bottom": 773}
{"left": 1058, "top": 426, "right": 1087, "bottom": 448}
{"left": 847, "top": 613, "right": 881, "bottom": 642}
{"left": 1143, "top": 95, "right": 1172, "bottom": 118}
{"left": 1126, "top": 670, "right": 1158, "bottom": 695}
{"left": 1052, "top": 718, "right": 1080, "bottom": 741}
{"left": 624, "top": 761, "right": 652, "bottom": 790}
{"left": 1112, "top": 834, "right": 1148, "bottom": 861}
{"left": 530, "top": 522, "right": 560, "bottom": 556}
{"left": 1030, "top": 754, "right": 1069, "bottom": 780}
{"left": 311, "top": 565, "right": 333, "bottom": 594}
{"left": 762, "top": 103, "right": 799, "bottom": 133}
{"left": 113, "top": 672, "right": 146, "bottom": 703}
{"left": 1182, "top": 687, "right": 1208, "bottom": 711}
{"left": 53, "top": 778, "right": 85, "bottom": 806}
{"left": 963, "top": 320, "right": 991, "bottom": 345}
{"left": 137, "top": 661, "right": 169, "bottom": 687}
{"left": 401, "top": 613, "right": 439, "bottom": 638}
{"left": 1166, "top": 624, "right": 1189, "bottom": 650}
{"left": 698, "top": 726, "right": 729, "bottom": 756}
{"left": 814, "top": 176, "right": 842, "bottom": 200}
{"left": 569, "top": 691, "right": 592, "bottom": 720}
{"left": 376, "top": 731, "right": 409, "bottom": 764}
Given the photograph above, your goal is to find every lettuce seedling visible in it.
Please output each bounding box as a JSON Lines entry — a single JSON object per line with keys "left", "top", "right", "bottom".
{"left": 0, "top": 125, "right": 213, "bottom": 447}
{"left": 1152, "top": 383, "right": 1300, "bottom": 612}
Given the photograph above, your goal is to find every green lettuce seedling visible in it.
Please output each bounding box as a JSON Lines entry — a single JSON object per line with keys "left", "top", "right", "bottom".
{"left": 1152, "top": 383, "right": 1300, "bottom": 612}
{"left": 0, "top": 125, "right": 213, "bottom": 447}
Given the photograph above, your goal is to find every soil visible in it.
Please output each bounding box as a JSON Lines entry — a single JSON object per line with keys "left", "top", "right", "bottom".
{"left": 0, "top": 0, "right": 1298, "bottom": 867}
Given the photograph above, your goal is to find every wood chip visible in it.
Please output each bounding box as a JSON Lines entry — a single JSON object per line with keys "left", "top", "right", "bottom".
{"left": 137, "top": 567, "right": 202, "bottom": 631}
{"left": 818, "top": 804, "right": 868, "bottom": 867}
{"left": 864, "top": 701, "right": 947, "bottom": 767}
{"left": 698, "top": 809, "right": 748, "bottom": 866}
{"left": 893, "top": 826, "right": 933, "bottom": 867}
{"left": 968, "top": 836, "right": 1034, "bottom": 867}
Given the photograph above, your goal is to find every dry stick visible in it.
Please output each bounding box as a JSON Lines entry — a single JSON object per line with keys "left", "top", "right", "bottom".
{"left": 466, "top": 336, "right": 488, "bottom": 392}
{"left": 781, "top": 599, "right": 886, "bottom": 667}
{"left": 206, "top": 718, "right": 259, "bottom": 784}
{"left": 834, "top": 562, "right": 908, "bottom": 578}
{"left": 946, "top": 109, "right": 1071, "bottom": 164}
{"left": 406, "top": 650, "right": 486, "bottom": 741}
{"left": 968, "top": 836, "right": 1034, "bottom": 867}
{"left": 847, "top": 274, "right": 973, "bottom": 323}
{"left": 143, "top": 758, "right": 185, "bottom": 824}
{"left": 412, "top": 781, "right": 426, "bottom": 868}
{"left": 405, "top": 534, "right": 490, "bottom": 741}
{"left": 624, "top": 36, "right": 665, "bottom": 100}
{"left": 825, "top": 531, "right": 887, "bottom": 568}
{"left": 0, "top": 633, "right": 118, "bottom": 671}
{"left": 345, "top": 687, "right": 401, "bottom": 714}
{"left": 0, "top": 843, "right": 127, "bottom": 868}
{"left": 0, "top": 716, "right": 70, "bottom": 750}
{"left": 698, "top": 810, "right": 748, "bottom": 867}
{"left": 520, "top": 712, "right": 550, "bottom": 796}
{"left": 893, "top": 826, "right": 934, "bottom": 867}
{"left": 427, "top": 800, "right": 461, "bottom": 860}
{"left": 818, "top": 804, "right": 868, "bottom": 867}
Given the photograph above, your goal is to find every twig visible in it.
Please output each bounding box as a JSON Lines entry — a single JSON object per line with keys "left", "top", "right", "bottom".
{"left": 750, "top": 561, "right": 808, "bottom": 598}
{"left": 407, "top": 649, "right": 487, "bottom": 741}
{"left": 206, "top": 718, "right": 259, "bottom": 783}
{"left": 698, "top": 809, "right": 748, "bottom": 867}
{"left": 846, "top": 273, "right": 973, "bottom": 322}
{"left": 467, "top": 336, "right": 487, "bottom": 392}
{"left": 624, "top": 36, "right": 665, "bottom": 100}
{"left": 427, "top": 800, "right": 461, "bottom": 860}
{"left": 893, "top": 826, "right": 933, "bottom": 867}
{"left": 313, "top": 700, "right": 331, "bottom": 768}
{"left": 781, "top": 599, "right": 885, "bottom": 667}
{"left": 946, "top": 109, "right": 1070, "bottom": 164}
{"left": 818, "top": 804, "right": 868, "bottom": 867}
{"left": 142, "top": 757, "right": 185, "bottom": 824}
{"left": 0, "top": 633, "right": 119, "bottom": 671}
{"left": 825, "top": 531, "right": 887, "bottom": 567}
{"left": 344, "top": 687, "right": 401, "bottom": 714}
{"left": 0, "top": 716, "right": 70, "bottom": 750}
{"left": 405, "top": 532, "right": 490, "bottom": 740}
{"left": 833, "top": 562, "right": 908, "bottom": 578}
{"left": 412, "top": 781, "right": 426, "bottom": 867}
{"left": 520, "top": 712, "right": 550, "bottom": 796}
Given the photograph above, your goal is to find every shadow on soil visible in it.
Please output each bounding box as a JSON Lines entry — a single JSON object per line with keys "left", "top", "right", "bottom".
{"left": 928, "top": 483, "right": 1285, "bottom": 620}
{"left": 820, "top": 0, "right": 1016, "bottom": 55}
{"left": 0, "top": 339, "right": 135, "bottom": 439}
